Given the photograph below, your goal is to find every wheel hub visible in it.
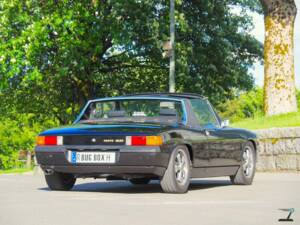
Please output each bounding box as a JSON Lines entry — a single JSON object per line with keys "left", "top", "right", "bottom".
{"left": 174, "top": 150, "right": 188, "bottom": 184}
{"left": 242, "top": 146, "right": 254, "bottom": 177}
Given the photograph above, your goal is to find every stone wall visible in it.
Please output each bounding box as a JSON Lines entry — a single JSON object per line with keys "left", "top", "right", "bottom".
{"left": 255, "top": 127, "right": 300, "bottom": 171}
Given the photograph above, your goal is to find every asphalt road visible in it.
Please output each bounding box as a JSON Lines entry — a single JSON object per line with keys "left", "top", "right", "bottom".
{"left": 0, "top": 172, "right": 299, "bottom": 225}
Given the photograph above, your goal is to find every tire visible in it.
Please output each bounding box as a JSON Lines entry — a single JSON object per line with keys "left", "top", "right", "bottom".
{"left": 45, "top": 171, "right": 76, "bottom": 191}
{"left": 129, "top": 178, "right": 151, "bottom": 185}
{"left": 230, "top": 141, "right": 256, "bottom": 185}
{"left": 160, "top": 145, "right": 191, "bottom": 193}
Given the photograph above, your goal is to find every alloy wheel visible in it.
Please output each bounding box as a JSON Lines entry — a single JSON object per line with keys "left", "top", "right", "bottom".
{"left": 174, "top": 150, "right": 189, "bottom": 184}
{"left": 242, "top": 146, "right": 254, "bottom": 177}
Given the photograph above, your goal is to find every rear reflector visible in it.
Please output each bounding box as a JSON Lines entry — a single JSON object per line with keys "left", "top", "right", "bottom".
{"left": 126, "top": 136, "right": 163, "bottom": 146}
{"left": 36, "top": 136, "right": 63, "bottom": 146}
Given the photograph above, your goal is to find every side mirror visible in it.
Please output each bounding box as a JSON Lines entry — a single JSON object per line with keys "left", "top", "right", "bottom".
{"left": 221, "top": 119, "right": 230, "bottom": 128}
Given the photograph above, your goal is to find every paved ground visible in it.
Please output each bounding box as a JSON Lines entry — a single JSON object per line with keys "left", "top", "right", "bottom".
{"left": 0, "top": 172, "right": 299, "bottom": 225}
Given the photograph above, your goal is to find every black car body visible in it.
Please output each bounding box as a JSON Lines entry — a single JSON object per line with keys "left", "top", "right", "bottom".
{"left": 35, "top": 93, "right": 258, "bottom": 193}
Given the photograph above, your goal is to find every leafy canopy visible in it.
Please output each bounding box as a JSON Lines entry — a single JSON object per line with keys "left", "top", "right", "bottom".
{"left": 0, "top": 0, "right": 262, "bottom": 124}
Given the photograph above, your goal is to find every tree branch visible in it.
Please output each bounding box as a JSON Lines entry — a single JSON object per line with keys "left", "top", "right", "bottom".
{"left": 101, "top": 50, "right": 128, "bottom": 64}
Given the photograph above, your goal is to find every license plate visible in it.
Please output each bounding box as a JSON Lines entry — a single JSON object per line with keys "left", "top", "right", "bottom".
{"left": 68, "top": 151, "right": 116, "bottom": 164}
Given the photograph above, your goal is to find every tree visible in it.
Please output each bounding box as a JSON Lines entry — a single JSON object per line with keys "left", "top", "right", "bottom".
{"left": 175, "top": 0, "right": 262, "bottom": 103}
{"left": 260, "top": 0, "right": 298, "bottom": 116}
{"left": 0, "top": 0, "right": 262, "bottom": 123}
{"left": 0, "top": 0, "right": 168, "bottom": 123}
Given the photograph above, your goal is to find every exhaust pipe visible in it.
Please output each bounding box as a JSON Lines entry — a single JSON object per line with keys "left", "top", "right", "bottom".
{"left": 44, "top": 168, "right": 54, "bottom": 175}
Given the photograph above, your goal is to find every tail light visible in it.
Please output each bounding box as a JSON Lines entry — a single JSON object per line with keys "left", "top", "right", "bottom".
{"left": 36, "top": 136, "right": 63, "bottom": 146}
{"left": 126, "top": 136, "right": 163, "bottom": 146}
{"left": 36, "top": 135, "right": 162, "bottom": 146}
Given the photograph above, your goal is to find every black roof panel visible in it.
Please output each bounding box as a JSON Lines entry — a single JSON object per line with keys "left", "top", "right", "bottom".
{"left": 119, "top": 92, "right": 206, "bottom": 99}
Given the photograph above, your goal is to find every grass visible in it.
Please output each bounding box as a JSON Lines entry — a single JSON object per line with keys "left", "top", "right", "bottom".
{"left": 231, "top": 111, "right": 300, "bottom": 130}
{"left": 0, "top": 167, "right": 33, "bottom": 175}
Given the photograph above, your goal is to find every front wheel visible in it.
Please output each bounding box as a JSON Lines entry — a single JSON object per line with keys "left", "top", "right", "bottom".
{"left": 160, "top": 145, "right": 191, "bottom": 193}
{"left": 45, "top": 171, "right": 76, "bottom": 191}
{"left": 230, "top": 142, "right": 256, "bottom": 185}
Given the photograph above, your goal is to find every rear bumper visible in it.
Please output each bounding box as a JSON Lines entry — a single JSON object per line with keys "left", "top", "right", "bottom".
{"left": 40, "top": 165, "right": 166, "bottom": 177}
{"left": 35, "top": 145, "right": 169, "bottom": 177}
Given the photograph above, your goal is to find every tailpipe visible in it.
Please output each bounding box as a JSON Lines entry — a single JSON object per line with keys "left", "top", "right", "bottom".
{"left": 44, "top": 168, "right": 54, "bottom": 175}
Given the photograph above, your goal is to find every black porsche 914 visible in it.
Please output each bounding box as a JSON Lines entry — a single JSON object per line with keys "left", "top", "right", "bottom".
{"left": 35, "top": 93, "right": 257, "bottom": 193}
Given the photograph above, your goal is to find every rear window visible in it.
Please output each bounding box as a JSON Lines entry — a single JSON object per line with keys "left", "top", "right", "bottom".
{"left": 79, "top": 99, "right": 185, "bottom": 124}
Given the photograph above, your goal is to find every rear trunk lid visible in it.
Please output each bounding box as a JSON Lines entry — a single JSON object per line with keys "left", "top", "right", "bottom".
{"left": 39, "top": 123, "right": 174, "bottom": 146}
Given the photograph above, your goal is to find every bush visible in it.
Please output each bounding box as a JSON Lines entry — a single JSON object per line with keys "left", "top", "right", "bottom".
{"left": 218, "top": 88, "right": 300, "bottom": 123}
{"left": 0, "top": 114, "right": 59, "bottom": 170}
{"left": 217, "top": 87, "right": 264, "bottom": 122}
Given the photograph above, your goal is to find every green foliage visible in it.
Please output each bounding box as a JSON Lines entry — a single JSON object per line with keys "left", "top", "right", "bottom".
{"left": 175, "top": 1, "right": 263, "bottom": 104}
{"left": 217, "top": 87, "right": 263, "bottom": 122}
{"left": 219, "top": 88, "right": 300, "bottom": 124}
{"left": 0, "top": 114, "right": 58, "bottom": 169}
{"left": 0, "top": 0, "right": 262, "bottom": 124}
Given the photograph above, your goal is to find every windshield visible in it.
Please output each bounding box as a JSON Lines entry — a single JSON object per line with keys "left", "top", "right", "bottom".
{"left": 78, "top": 98, "right": 184, "bottom": 125}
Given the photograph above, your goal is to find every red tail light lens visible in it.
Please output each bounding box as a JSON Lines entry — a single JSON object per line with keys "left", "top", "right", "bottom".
{"left": 36, "top": 136, "right": 63, "bottom": 146}
{"left": 45, "top": 136, "right": 57, "bottom": 145}
{"left": 131, "top": 136, "right": 147, "bottom": 145}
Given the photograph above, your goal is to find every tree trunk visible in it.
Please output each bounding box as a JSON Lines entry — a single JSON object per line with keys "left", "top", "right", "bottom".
{"left": 260, "top": 0, "right": 298, "bottom": 116}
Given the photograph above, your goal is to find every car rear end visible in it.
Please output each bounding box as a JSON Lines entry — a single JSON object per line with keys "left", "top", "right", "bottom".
{"left": 35, "top": 128, "right": 173, "bottom": 179}
{"left": 35, "top": 96, "right": 185, "bottom": 191}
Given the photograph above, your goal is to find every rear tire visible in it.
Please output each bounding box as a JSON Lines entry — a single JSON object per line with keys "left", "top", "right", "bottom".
{"left": 160, "top": 145, "right": 191, "bottom": 193}
{"left": 230, "top": 141, "right": 256, "bottom": 185}
{"left": 129, "top": 178, "right": 151, "bottom": 185}
{"left": 45, "top": 171, "right": 76, "bottom": 191}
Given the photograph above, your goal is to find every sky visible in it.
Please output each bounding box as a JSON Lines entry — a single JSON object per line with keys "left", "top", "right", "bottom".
{"left": 250, "top": 0, "right": 300, "bottom": 87}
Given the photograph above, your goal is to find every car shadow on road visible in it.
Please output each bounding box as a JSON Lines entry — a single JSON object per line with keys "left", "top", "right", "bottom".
{"left": 39, "top": 179, "right": 232, "bottom": 194}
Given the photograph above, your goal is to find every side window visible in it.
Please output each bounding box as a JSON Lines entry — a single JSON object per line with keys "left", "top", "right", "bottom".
{"left": 190, "top": 99, "right": 219, "bottom": 129}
